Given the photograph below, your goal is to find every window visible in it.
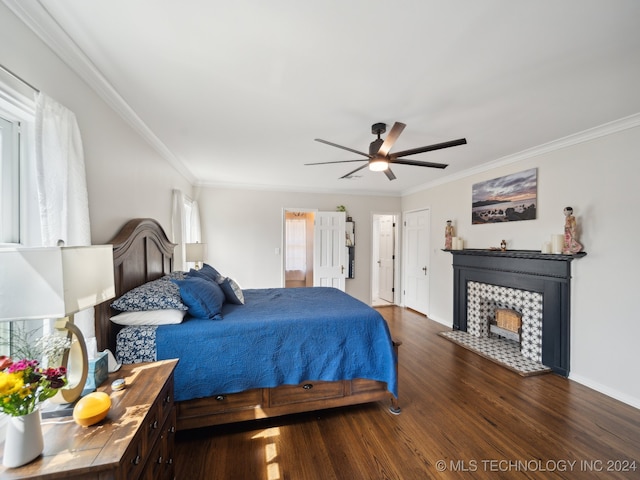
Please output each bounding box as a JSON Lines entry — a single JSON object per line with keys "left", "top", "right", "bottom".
{"left": 0, "top": 114, "right": 20, "bottom": 244}
{"left": 0, "top": 80, "right": 40, "bottom": 357}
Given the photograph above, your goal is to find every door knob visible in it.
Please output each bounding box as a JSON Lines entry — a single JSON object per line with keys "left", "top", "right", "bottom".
{"left": 422, "top": 266, "right": 427, "bottom": 275}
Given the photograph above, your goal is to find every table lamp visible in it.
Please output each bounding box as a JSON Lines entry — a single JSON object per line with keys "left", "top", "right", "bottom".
{"left": 185, "top": 242, "right": 206, "bottom": 270}
{"left": 0, "top": 245, "right": 115, "bottom": 405}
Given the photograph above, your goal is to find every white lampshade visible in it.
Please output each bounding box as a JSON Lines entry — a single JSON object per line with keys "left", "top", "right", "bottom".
{"left": 0, "top": 245, "right": 115, "bottom": 322}
{"left": 185, "top": 242, "right": 206, "bottom": 263}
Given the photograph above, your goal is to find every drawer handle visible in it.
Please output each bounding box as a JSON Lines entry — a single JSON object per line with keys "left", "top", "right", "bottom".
{"left": 167, "top": 458, "right": 174, "bottom": 465}
{"left": 150, "top": 420, "right": 159, "bottom": 429}
{"left": 156, "top": 456, "right": 163, "bottom": 464}
{"left": 215, "top": 395, "right": 226, "bottom": 401}
{"left": 303, "top": 383, "right": 313, "bottom": 390}
{"left": 168, "top": 426, "right": 176, "bottom": 433}
{"left": 164, "top": 394, "right": 172, "bottom": 404}
{"left": 132, "top": 455, "right": 141, "bottom": 465}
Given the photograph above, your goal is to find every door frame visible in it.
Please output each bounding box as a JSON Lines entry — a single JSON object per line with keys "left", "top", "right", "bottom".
{"left": 370, "top": 211, "right": 401, "bottom": 306}
{"left": 281, "top": 208, "right": 317, "bottom": 287}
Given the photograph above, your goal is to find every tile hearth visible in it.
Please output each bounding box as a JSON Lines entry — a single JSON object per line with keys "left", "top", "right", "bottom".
{"left": 439, "top": 330, "right": 551, "bottom": 376}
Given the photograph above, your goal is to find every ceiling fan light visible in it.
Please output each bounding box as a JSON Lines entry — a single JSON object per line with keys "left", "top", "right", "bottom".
{"left": 369, "top": 159, "right": 389, "bottom": 171}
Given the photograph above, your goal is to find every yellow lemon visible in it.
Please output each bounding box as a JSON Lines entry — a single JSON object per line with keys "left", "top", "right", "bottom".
{"left": 73, "top": 391, "right": 111, "bottom": 427}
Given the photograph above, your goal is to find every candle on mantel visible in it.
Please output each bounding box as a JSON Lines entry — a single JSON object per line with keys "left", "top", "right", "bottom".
{"left": 541, "top": 241, "right": 552, "bottom": 254}
{"left": 551, "top": 234, "right": 564, "bottom": 254}
{"left": 457, "top": 238, "right": 464, "bottom": 250}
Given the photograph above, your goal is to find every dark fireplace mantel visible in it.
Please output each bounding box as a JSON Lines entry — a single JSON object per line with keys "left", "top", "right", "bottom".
{"left": 448, "top": 249, "right": 585, "bottom": 376}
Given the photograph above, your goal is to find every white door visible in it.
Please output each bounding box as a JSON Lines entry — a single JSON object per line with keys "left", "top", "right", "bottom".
{"left": 313, "top": 212, "right": 346, "bottom": 291}
{"left": 378, "top": 215, "right": 395, "bottom": 303}
{"left": 404, "top": 209, "right": 430, "bottom": 314}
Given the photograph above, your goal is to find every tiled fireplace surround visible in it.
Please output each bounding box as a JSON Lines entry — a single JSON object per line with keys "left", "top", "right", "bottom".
{"left": 450, "top": 249, "right": 584, "bottom": 376}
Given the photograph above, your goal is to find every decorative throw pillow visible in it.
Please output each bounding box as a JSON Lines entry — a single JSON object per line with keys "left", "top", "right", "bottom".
{"left": 172, "top": 276, "right": 225, "bottom": 320}
{"left": 188, "top": 263, "right": 221, "bottom": 283}
{"left": 110, "top": 309, "right": 186, "bottom": 326}
{"left": 164, "top": 270, "right": 188, "bottom": 281}
{"left": 216, "top": 276, "right": 245, "bottom": 305}
{"left": 111, "top": 278, "right": 188, "bottom": 312}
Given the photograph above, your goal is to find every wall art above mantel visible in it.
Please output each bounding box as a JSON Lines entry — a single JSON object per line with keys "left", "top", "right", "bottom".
{"left": 472, "top": 168, "right": 537, "bottom": 224}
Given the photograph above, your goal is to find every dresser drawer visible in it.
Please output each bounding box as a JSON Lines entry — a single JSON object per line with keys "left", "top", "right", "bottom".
{"left": 120, "top": 434, "right": 146, "bottom": 480}
{"left": 269, "top": 380, "right": 345, "bottom": 407}
{"left": 143, "top": 372, "right": 174, "bottom": 453}
{"left": 143, "top": 409, "right": 176, "bottom": 480}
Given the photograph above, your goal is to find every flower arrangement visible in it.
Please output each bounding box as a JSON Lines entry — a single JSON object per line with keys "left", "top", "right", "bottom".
{"left": 0, "top": 356, "right": 67, "bottom": 417}
{"left": 0, "top": 331, "right": 69, "bottom": 417}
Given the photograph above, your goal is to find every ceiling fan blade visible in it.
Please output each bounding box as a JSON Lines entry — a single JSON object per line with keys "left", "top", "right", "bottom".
{"left": 384, "top": 168, "right": 397, "bottom": 181}
{"left": 390, "top": 158, "right": 448, "bottom": 169}
{"left": 377, "top": 122, "right": 406, "bottom": 157}
{"left": 391, "top": 138, "right": 467, "bottom": 158}
{"left": 315, "top": 138, "right": 372, "bottom": 158}
{"left": 340, "top": 163, "right": 369, "bottom": 179}
{"left": 305, "top": 159, "right": 368, "bottom": 165}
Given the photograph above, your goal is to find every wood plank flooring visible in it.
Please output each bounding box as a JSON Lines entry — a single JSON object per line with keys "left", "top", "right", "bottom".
{"left": 175, "top": 307, "right": 640, "bottom": 479}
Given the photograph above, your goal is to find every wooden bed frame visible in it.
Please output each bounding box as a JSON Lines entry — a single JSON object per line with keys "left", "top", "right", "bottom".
{"left": 95, "top": 218, "right": 400, "bottom": 430}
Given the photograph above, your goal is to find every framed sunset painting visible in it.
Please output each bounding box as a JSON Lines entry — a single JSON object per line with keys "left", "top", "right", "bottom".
{"left": 472, "top": 168, "right": 537, "bottom": 224}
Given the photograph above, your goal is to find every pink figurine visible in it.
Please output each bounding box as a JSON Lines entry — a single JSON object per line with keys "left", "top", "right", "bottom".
{"left": 445, "top": 220, "right": 454, "bottom": 250}
{"left": 563, "top": 206, "right": 583, "bottom": 254}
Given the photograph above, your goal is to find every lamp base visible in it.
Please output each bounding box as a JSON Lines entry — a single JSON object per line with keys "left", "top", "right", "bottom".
{"left": 50, "top": 316, "right": 89, "bottom": 405}
{"left": 41, "top": 401, "right": 77, "bottom": 419}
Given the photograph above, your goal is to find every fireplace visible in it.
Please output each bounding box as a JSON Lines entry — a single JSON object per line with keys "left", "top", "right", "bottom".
{"left": 449, "top": 249, "right": 585, "bottom": 376}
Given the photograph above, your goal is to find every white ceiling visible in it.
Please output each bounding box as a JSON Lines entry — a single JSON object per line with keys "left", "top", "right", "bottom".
{"left": 8, "top": 0, "right": 640, "bottom": 195}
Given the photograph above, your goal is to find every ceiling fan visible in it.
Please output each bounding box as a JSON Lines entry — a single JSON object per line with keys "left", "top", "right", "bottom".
{"left": 306, "top": 122, "right": 467, "bottom": 180}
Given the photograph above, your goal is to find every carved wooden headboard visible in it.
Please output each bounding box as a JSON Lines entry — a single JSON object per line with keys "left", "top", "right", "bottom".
{"left": 95, "top": 218, "right": 176, "bottom": 353}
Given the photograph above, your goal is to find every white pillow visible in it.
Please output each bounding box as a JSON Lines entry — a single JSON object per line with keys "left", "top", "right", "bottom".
{"left": 110, "top": 309, "right": 186, "bottom": 326}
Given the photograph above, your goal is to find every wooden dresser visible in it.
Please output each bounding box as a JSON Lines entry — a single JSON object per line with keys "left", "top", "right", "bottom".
{"left": 0, "top": 359, "right": 177, "bottom": 480}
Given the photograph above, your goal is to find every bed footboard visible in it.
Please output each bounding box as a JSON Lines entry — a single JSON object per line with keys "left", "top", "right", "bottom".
{"left": 176, "top": 340, "right": 401, "bottom": 430}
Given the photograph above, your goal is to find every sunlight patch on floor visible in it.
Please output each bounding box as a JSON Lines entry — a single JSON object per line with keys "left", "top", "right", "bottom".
{"left": 252, "top": 427, "right": 282, "bottom": 479}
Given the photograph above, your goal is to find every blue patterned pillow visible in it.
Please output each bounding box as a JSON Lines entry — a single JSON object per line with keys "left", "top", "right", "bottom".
{"left": 111, "top": 278, "right": 188, "bottom": 312}
{"left": 217, "top": 276, "right": 245, "bottom": 305}
{"left": 172, "top": 276, "right": 225, "bottom": 320}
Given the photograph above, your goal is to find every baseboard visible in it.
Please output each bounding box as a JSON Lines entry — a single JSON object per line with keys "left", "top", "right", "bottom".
{"left": 568, "top": 373, "right": 640, "bottom": 410}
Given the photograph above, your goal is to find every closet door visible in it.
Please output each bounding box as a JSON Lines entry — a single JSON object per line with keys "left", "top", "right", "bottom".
{"left": 313, "top": 212, "right": 346, "bottom": 291}
{"left": 403, "top": 208, "right": 430, "bottom": 314}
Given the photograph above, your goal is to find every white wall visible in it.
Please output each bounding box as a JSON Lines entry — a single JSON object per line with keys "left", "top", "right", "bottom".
{"left": 0, "top": 4, "right": 193, "bottom": 243}
{"left": 402, "top": 123, "right": 640, "bottom": 408}
{"left": 195, "top": 187, "right": 401, "bottom": 303}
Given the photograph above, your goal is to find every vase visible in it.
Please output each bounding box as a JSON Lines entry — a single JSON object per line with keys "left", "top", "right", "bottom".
{"left": 2, "top": 410, "right": 44, "bottom": 468}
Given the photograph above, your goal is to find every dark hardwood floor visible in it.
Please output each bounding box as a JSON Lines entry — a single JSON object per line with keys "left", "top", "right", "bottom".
{"left": 175, "top": 307, "right": 640, "bottom": 479}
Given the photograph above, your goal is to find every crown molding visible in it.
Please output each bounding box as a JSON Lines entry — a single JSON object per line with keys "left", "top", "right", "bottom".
{"left": 2, "top": 0, "right": 196, "bottom": 184}
{"left": 402, "top": 112, "right": 640, "bottom": 197}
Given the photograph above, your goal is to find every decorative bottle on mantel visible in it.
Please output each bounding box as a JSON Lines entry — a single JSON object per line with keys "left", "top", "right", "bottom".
{"left": 562, "top": 206, "right": 583, "bottom": 254}
{"left": 445, "top": 220, "right": 454, "bottom": 250}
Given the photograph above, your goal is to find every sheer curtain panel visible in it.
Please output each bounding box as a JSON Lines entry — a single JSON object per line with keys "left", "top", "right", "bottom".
{"left": 35, "top": 92, "right": 93, "bottom": 336}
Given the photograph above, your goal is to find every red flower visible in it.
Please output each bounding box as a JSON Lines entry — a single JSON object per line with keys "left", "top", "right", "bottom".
{"left": 0, "top": 356, "right": 12, "bottom": 371}
{"left": 42, "top": 367, "right": 67, "bottom": 389}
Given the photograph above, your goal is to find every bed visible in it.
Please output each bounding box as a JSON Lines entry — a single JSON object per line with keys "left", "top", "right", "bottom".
{"left": 95, "top": 218, "right": 400, "bottom": 430}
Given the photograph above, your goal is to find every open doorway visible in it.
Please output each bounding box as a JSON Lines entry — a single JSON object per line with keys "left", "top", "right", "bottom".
{"left": 283, "top": 210, "right": 315, "bottom": 288}
{"left": 371, "top": 213, "right": 399, "bottom": 306}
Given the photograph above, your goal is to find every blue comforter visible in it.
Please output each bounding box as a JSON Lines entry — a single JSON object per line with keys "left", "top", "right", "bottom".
{"left": 155, "top": 287, "right": 397, "bottom": 402}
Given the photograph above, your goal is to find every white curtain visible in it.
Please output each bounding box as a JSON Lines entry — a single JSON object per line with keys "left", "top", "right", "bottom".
{"left": 285, "top": 218, "right": 306, "bottom": 280}
{"left": 35, "top": 92, "right": 93, "bottom": 336}
{"left": 171, "top": 189, "right": 202, "bottom": 271}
